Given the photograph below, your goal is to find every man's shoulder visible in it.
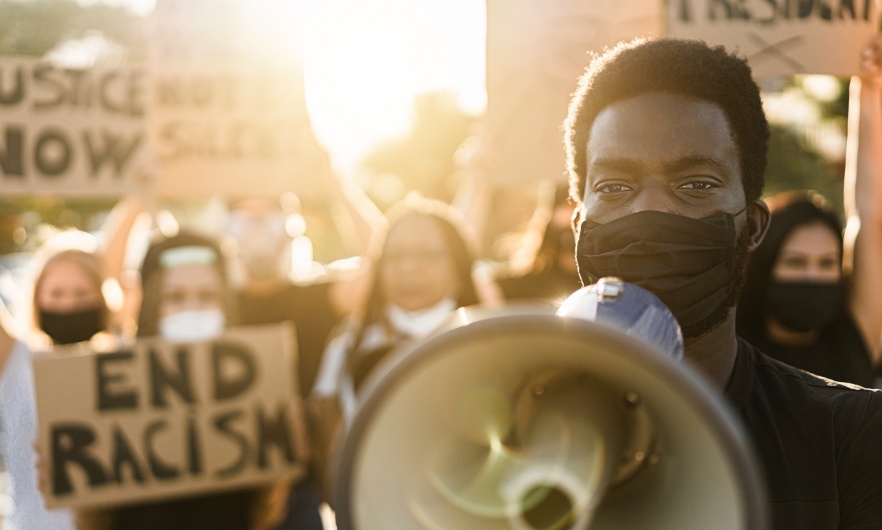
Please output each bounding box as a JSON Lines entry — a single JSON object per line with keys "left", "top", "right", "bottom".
{"left": 736, "top": 338, "right": 882, "bottom": 523}
{"left": 743, "top": 338, "right": 878, "bottom": 405}
{"left": 738, "top": 338, "right": 882, "bottom": 465}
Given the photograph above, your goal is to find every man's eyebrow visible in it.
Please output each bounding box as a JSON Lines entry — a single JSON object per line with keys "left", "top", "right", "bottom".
{"left": 662, "top": 154, "right": 732, "bottom": 175}
{"left": 588, "top": 157, "right": 642, "bottom": 173}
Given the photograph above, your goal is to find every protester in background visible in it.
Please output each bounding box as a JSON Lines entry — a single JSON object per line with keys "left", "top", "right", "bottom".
{"left": 495, "top": 183, "right": 581, "bottom": 305}
{"left": 228, "top": 196, "right": 352, "bottom": 401}
{"left": 0, "top": 210, "right": 142, "bottom": 530}
{"left": 75, "top": 232, "right": 287, "bottom": 530}
{"left": 227, "top": 196, "right": 369, "bottom": 530}
{"left": 737, "top": 44, "right": 882, "bottom": 387}
{"left": 0, "top": 251, "right": 112, "bottom": 530}
{"left": 0, "top": 309, "right": 75, "bottom": 530}
{"left": 309, "top": 196, "right": 480, "bottom": 489}
{"left": 32, "top": 250, "right": 112, "bottom": 346}
{"left": 737, "top": 194, "right": 878, "bottom": 386}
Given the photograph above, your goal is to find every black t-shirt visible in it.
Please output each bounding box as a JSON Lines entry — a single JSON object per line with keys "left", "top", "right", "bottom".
{"left": 237, "top": 281, "right": 339, "bottom": 398}
{"left": 112, "top": 489, "right": 253, "bottom": 530}
{"left": 739, "top": 313, "right": 874, "bottom": 388}
{"left": 730, "top": 338, "right": 882, "bottom": 529}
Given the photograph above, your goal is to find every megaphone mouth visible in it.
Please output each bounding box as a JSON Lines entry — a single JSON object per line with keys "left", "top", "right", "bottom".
{"left": 520, "top": 485, "right": 574, "bottom": 530}
{"left": 334, "top": 313, "right": 770, "bottom": 530}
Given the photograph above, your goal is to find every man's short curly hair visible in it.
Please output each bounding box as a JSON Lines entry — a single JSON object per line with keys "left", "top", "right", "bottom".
{"left": 565, "top": 38, "right": 768, "bottom": 204}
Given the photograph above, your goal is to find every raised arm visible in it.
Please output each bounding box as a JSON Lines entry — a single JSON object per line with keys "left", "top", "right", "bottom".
{"left": 323, "top": 173, "right": 384, "bottom": 256}
{"left": 844, "top": 37, "right": 882, "bottom": 363}
{"left": 99, "top": 196, "right": 145, "bottom": 283}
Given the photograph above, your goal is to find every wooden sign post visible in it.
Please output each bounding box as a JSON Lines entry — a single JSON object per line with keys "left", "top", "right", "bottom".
{"left": 34, "top": 323, "right": 308, "bottom": 509}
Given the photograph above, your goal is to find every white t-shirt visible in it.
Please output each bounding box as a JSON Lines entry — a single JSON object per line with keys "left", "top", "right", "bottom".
{"left": 0, "top": 341, "right": 75, "bottom": 530}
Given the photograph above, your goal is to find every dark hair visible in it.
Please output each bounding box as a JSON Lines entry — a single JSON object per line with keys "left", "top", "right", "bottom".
{"left": 345, "top": 197, "right": 480, "bottom": 389}
{"left": 137, "top": 232, "right": 237, "bottom": 337}
{"left": 565, "top": 37, "right": 769, "bottom": 204}
{"left": 736, "top": 191, "right": 843, "bottom": 335}
{"left": 359, "top": 197, "right": 479, "bottom": 330}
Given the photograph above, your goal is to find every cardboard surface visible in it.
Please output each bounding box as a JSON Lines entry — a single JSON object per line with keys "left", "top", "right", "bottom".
{"left": 0, "top": 58, "right": 149, "bottom": 196}
{"left": 34, "top": 323, "right": 308, "bottom": 509}
{"left": 148, "top": 0, "right": 334, "bottom": 199}
{"left": 483, "top": 0, "right": 663, "bottom": 186}
{"left": 667, "top": 0, "right": 881, "bottom": 77}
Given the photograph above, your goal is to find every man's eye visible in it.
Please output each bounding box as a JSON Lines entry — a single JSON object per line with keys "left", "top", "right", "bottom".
{"left": 679, "top": 181, "right": 715, "bottom": 191}
{"left": 597, "top": 183, "right": 631, "bottom": 194}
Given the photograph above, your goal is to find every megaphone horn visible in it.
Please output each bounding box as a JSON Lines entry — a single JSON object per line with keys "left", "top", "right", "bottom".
{"left": 333, "top": 291, "right": 768, "bottom": 530}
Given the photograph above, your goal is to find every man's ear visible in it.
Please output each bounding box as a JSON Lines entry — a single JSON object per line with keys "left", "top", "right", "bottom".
{"left": 746, "top": 199, "right": 771, "bottom": 252}
{"left": 570, "top": 205, "right": 583, "bottom": 235}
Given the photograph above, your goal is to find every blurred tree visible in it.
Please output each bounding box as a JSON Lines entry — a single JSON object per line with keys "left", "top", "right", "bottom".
{"left": 0, "top": 0, "right": 144, "bottom": 254}
{"left": 0, "top": 0, "right": 145, "bottom": 59}
{"left": 764, "top": 123, "right": 844, "bottom": 215}
{"left": 360, "top": 91, "right": 477, "bottom": 209}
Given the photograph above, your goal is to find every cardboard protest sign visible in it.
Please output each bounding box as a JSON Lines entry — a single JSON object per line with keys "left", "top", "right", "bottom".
{"left": 667, "top": 0, "right": 881, "bottom": 77}
{"left": 483, "top": 0, "right": 663, "bottom": 186}
{"left": 0, "top": 58, "right": 149, "bottom": 196}
{"left": 34, "top": 323, "right": 308, "bottom": 509}
{"left": 148, "top": 0, "right": 335, "bottom": 200}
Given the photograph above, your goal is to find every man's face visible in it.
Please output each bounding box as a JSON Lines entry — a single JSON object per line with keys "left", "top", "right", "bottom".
{"left": 581, "top": 93, "right": 746, "bottom": 225}
{"left": 581, "top": 93, "right": 752, "bottom": 338}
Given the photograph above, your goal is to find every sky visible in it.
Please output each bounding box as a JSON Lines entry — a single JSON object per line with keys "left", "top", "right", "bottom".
{"left": 301, "top": 0, "right": 487, "bottom": 174}
{"left": 82, "top": 0, "right": 487, "bottom": 176}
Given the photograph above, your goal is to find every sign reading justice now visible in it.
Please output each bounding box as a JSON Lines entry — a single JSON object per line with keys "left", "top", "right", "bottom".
{"left": 34, "top": 324, "right": 308, "bottom": 509}
{"left": 0, "top": 58, "right": 147, "bottom": 195}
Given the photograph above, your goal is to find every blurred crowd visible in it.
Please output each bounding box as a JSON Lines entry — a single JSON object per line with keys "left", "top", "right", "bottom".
{"left": 3, "top": 35, "right": 882, "bottom": 530}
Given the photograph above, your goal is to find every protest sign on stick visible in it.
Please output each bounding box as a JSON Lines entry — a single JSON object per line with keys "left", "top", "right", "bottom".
{"left": 0, "top": 58, "right": 148, "bottom": 196}
{"left": 148, "top": 0, "right": 334, "bottom": 200}
{"left": 483, "top": 0, "right": 663, "bottom": 186}
{"left": 34, "top": 323, "right": 308, "bottom": 509}
{"left": 667, "top": 0, "right": 881, "bottom": 77}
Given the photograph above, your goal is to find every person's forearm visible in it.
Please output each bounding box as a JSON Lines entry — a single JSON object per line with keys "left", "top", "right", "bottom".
{"left": 100, "top": 197, "right": 145, "bottom": 282}
{"left": 844, "top": 76, "right": 882, "bottom": 361}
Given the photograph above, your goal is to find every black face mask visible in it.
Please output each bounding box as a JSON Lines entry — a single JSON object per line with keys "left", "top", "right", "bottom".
{"left": 39, "top": 307, "right": 104, "bottom": 345}
{"left": 576, "top": 210, "right": 739, "bottom": 328}
{"left": 767, "top": 281, "right": 843, "bottom": 332}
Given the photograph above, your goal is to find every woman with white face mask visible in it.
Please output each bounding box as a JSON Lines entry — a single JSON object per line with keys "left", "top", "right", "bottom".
{"left": 308, "top": 197, "right": 482, "bottom": 490}
{"left": 135, "top": 233, "right": 234, "bottom": 344}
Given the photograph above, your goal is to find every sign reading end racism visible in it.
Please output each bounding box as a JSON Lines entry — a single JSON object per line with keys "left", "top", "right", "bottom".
{"left": 0, "top": 58, "right": 148, "bottom": 196}
{"left": 668, "top": 0, "right": 881, "bottom": 77}
{"left": 34, "top": 324, "right": 308, "bottom": 509}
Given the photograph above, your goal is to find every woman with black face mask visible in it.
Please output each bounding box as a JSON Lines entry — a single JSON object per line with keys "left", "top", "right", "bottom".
{"left": 736, "top": 49, "right": 882, "bottom": 387}
{"left": 736, "top": 193, "right": 878, "bottom": 386}
{"left": 0, "top": 249, "right": 110, "bottom": 530}
{"left": 32, "top": 249, "right": 112, "bottom": 346}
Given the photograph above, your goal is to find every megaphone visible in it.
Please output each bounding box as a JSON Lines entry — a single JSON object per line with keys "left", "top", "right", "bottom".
{"left": 332, "top": 280, "right": 768, "bottom": 530}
